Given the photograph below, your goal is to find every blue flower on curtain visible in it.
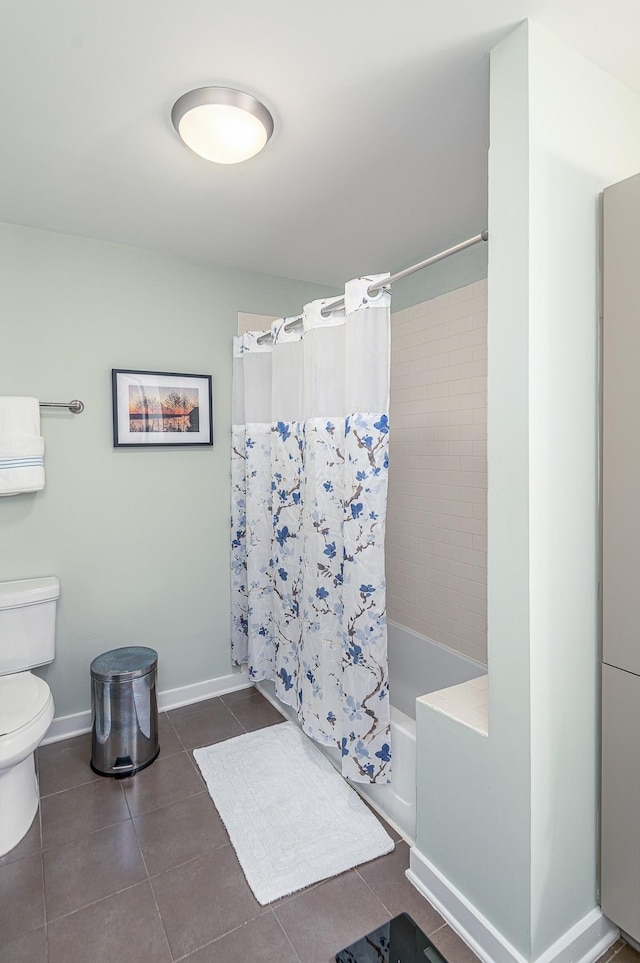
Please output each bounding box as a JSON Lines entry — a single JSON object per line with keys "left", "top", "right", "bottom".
{"left": 373, "top": 414, "right": 389, "bottom": 433}
{"left": 375, "top": 743, "right": 392, "bottom": 762}
{"left": 344, "top": 696, "right": 363, "bottom": 721}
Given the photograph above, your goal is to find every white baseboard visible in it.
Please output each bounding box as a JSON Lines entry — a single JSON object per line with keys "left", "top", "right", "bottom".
{"left": 158, "top": 670, "right": 251, "bottom": 712}
{"left": 408, "top": 846, "right": 619, "bottom": 963}
{"left": 41, "top": 669, "right": 251, "bottom": 746}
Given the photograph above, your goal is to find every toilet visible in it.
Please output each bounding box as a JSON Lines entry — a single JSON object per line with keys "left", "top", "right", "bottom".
{"left": 0, "top": 576, "right": 59, "bottom": 857}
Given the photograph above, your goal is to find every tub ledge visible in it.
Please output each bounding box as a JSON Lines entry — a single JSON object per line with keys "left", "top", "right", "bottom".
{"left": 417, "top": 674, "right": 488, "bottom": 736}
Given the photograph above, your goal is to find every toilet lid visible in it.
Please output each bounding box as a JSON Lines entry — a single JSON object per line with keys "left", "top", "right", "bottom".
{"left": 0, "top": 673, "right": 51, "bottom": 736}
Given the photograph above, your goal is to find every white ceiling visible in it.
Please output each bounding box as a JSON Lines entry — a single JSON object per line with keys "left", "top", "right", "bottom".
{"left": 1, "top": 1, "right": 639, "bottom": 287}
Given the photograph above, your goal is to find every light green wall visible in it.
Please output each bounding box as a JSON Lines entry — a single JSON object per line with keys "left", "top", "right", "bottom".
{"left": 415, "top": 20, "right": 640, "bottom": 961}
{"left": 0, "top": 222, "right": 336, "bottom": 717}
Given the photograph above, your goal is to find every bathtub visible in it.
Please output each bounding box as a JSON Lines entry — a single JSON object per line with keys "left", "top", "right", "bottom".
{"left": 256, "top": 619, "right": 486, "bottom": 843}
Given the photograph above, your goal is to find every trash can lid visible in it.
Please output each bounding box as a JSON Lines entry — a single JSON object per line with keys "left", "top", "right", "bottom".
{"left": 90, "top": 646, "right": 158, "bottom": 683}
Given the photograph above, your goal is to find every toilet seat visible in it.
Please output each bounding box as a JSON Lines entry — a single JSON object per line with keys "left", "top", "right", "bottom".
{"left": 0, "top": 673, "right": 51, "bottom": 737}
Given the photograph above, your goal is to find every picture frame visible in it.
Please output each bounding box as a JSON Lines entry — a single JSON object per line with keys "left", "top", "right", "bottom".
{"left": 112, "top": 369, "right": 213, "bottom": 447}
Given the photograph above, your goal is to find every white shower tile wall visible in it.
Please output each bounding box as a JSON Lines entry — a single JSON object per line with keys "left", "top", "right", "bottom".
{"left": 237, "top": 312, "right": 278, "bottom": 335}
{"left": 386, "top": 279, "right": 488, "bottom": 666}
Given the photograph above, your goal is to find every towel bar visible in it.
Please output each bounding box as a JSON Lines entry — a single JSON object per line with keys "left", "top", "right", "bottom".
{"left": 40, "top": 400, "right": 84, "bottom": 414}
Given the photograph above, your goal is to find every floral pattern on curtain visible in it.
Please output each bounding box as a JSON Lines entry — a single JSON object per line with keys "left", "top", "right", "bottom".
{"left": 231, "top": 277, "right": 391, "bottom": 783}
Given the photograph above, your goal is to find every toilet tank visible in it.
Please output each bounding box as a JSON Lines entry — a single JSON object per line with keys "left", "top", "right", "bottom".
{"left": 0, "top": 577, "right": 60, "bottom": 676}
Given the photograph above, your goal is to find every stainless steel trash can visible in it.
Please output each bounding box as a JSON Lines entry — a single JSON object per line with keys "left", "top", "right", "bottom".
{"left": 90, "top": 646, "right": 160, "bottom": 777}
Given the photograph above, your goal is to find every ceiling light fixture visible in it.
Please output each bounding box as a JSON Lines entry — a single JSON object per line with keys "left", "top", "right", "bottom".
{"left": 171, "top": 87, "right": 274, "bottom": 165}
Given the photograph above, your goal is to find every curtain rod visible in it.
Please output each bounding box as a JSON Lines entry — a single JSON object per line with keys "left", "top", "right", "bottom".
{"left": 255, "top": 230, "right": 488, "bottom": 343}
{"left": 322, "top": 229, "right": 488, "bottom": 317}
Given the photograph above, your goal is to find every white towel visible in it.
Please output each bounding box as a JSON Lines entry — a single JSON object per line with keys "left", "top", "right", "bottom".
{"left": 0, "top": 398, "right": 45, "bottom": 495}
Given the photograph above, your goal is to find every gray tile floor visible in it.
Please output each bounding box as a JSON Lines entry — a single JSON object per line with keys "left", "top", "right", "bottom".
{"left": 0, "top": 687, "right": 636, "bottom": 963}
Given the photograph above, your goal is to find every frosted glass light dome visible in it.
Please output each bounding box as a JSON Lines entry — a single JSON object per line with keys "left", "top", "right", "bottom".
{"left": 171, "top": 87, "right": 274, "bottom": 165}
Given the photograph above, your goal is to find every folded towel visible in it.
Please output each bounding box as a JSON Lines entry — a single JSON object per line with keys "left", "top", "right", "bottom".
{"left": 0, "top": 396, "right": 40, "bottom": 436}
{"left": 0, "top": 436, "right": 45, "bottom": 495}
{"left": 0, "top": 398, "right": 45, "bottom": 495}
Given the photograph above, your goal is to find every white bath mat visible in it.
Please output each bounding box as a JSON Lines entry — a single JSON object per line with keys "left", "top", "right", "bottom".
{"left": 193, "top": 721, "right": 394, "bottom": 905}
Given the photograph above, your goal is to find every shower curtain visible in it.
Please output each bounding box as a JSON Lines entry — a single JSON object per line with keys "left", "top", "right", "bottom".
{"left": 231, "top": 276, "right": 391, "bottom": 783}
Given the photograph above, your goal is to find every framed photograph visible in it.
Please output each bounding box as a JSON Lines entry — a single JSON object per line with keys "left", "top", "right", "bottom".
{"left": 112, "top": 369, "right": 213, "bottom": 447}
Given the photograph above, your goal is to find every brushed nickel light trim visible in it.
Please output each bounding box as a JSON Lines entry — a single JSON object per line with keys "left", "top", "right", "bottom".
{"left": 171, "top": 86, "right": 274, "bottom": 164}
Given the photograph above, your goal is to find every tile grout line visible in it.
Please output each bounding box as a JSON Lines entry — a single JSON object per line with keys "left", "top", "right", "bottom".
{"left": 161, "top": 710, "right": 183, "bottom": 743}
{"left": 164, "top": 711, "right": 190, "bottom": 754}
{"left": 127, "top": 804, "right": 174, "bottom": 963}
{"left": 120, "top": 750, "right": 205, "bottom": 819}
{"left": 40, "top": 781, "right": 137, "bottom": 934}
{"left": 224, "top": 701, "right": 250, "bottom": 731}
{"left": 45, "top": 879, "right": 149, "bottom": 928}
{"left": 40, "top": 793, "right": 231, "bottom": 950}
{"left": 166, "top": 697, "right": 249, "bottom": 768}
{"left": 40, "top": 803, "right": 131, "bottom": 853}
{"left": 39, "top": 831, "right": 48, "bottom": 962}
{"left": 221, "top": 688, "right": 288, "bottom": 733}
{"left": 205, "top": 693, "right": 254, "bottom": 732}
{"left": 39, "top": 775, "right": 100, "bottom": 800}
{"left": 142, "top": 840, "right": 233, "bottom": 884}
{"left": 170, "top": 910, "right": 279, "bottom": 962}
{"left": 270, "top": 908, "right": 304, "bottom": 963}
{"left": 37, "top": 780, "right": 49, "bottom": 961}
{"left": 351, "top": 866, "right": 395, "bottom": 927}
